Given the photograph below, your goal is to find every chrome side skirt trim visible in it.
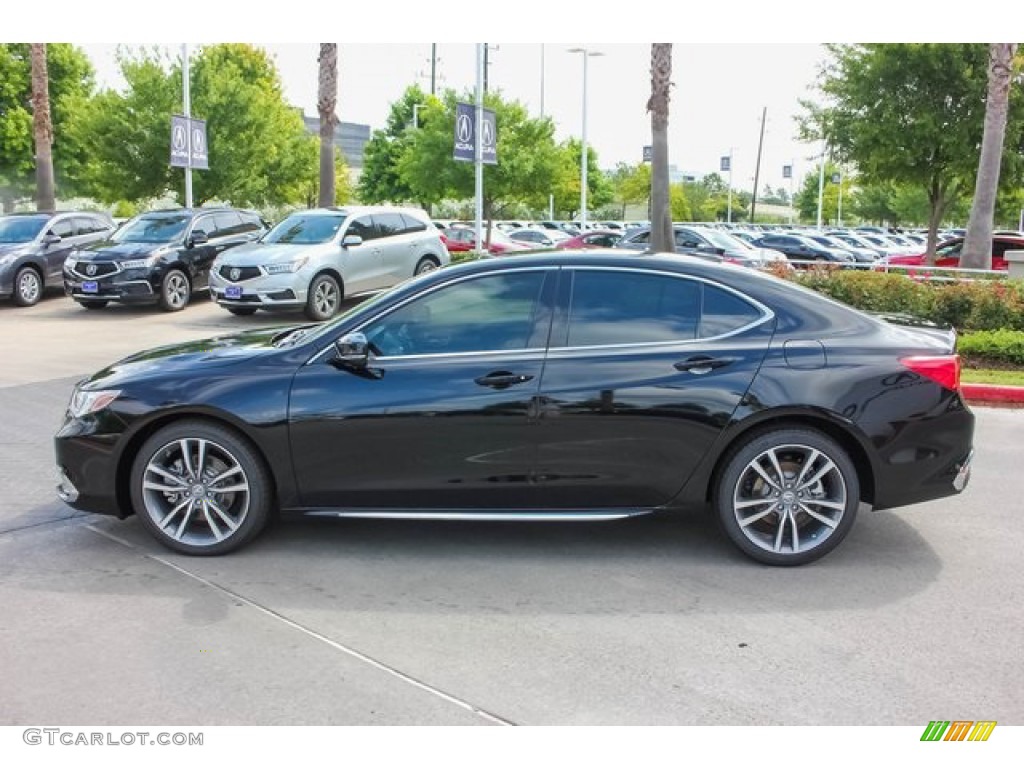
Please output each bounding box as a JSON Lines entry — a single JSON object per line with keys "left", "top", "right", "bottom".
{"left": 298, "top": 509, "right": 651, "bottom": 522}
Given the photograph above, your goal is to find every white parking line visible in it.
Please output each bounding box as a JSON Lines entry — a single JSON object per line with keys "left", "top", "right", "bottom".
{"left": 87, "top": 524, "right": 515, "bottom": 726}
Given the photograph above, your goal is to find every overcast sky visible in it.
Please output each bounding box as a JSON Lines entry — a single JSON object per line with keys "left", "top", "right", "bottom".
{"left": 13, "top": 1, "right": 1000, "bottom": 197}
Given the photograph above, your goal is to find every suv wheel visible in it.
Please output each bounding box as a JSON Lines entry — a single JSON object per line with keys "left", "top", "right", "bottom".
{"left": 304, "top": 273, "right": 341, "bottom": 321}
{"left": 414, "top": 256, "right": 440, "bottom": 276}
{"left": 13, "top": 266, "right": 43, "bottom": 307}
{"left": 159, "top": 269, "right": 191, "bottom": 312}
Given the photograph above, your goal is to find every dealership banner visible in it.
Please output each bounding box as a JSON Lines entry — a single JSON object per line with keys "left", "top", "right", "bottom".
{"left": 453, "top": 102, "right": 496, "bottom": 165}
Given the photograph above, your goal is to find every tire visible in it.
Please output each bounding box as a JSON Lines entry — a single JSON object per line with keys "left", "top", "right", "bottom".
{"left": 130, "top": 420, "right": 273, "bottom": 556}
{"left": 414, "top": 256, "right": 440, "bottom": 276}
{"left": 12, "top": 266, "right": 43, "bottom": 307}
{"left": 713, "top": 428, "right": 860, "bottom": 566}
{"left": 79, "top": 300, "right": 109, "bottom": 310}
{"left": 158, "top": 268, "right": 191, "bottom": 312}
{"left": 226, "top": 307, "right": 257, "bottom": 316}
{"left": 304, "top": 273, "right": 342, "bottom": 321}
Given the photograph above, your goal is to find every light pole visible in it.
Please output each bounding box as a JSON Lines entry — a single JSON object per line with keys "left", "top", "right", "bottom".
{"left": 725, "top": 148, "right": 734, "bottom": 223}
{"left": 816, "top": 141, "right": 827, "bottom": 230}
{"left": 568, "top": 47, "right": 603, "bottom": 230}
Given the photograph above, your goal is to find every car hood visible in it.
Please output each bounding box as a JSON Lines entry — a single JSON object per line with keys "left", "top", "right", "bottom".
{"left": 216, "top": 242, "right": 323, "bottom": 265}
{"left": 75, "top": 241, "right": 173, "bottom": 261}
{"left": 80, "top": 325, "right": 304, "bottom": 389}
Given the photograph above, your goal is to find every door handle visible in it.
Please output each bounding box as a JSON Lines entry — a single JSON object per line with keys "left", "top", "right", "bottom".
{"left": 474, "top": 371, "right": 535, "bottom": 389}
{"left": 674, "top": 357, "right": 736, "bottom": 375}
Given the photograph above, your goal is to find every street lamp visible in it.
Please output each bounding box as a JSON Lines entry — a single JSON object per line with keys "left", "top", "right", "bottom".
{"left": 568, "top": 47, "right": 603, "bottom": 230}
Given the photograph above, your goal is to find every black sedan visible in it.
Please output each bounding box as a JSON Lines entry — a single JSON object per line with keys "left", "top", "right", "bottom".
{"left": 55, "top": 252, "right": 974, "bottom": 565}
{"left": 750, "top": 233, "right": 854, "bottom": 264}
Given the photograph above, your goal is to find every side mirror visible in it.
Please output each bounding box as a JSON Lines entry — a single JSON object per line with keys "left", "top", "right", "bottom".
{"left": 342, "top": 234, "right": 363, "bottom": 248}
{"left": 42, "top": 233, "right": 61, "bottom": 246}
{"left": 333, "top": 332, "right": 369, "bottom": 369}
{"left": 189, "top": 231, "right": 209, "bottom": 248}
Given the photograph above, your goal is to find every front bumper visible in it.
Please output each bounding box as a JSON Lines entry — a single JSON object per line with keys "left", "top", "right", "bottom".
{"left": 209, "top": 269, "right": 306, "bottom": 309}
{"left": 64, "top": 274, "right": 158, "bottom": 304}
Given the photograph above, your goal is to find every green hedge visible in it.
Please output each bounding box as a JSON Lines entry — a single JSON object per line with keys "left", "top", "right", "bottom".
{"left": 782, "top": 268, "right": 1024, "bottom": 333}
{"left": 957, "top": 330, "right": 1024, "bottom": 367}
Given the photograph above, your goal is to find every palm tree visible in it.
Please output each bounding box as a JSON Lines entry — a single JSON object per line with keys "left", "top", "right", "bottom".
{"left": 961, "top": 43, "right": 1017, "bottom": 270}
{"left": 30, "top": 43, "right": 55, "bottom": 212}
{"left": 648, "top": 44, "right": 673, "bottom": 252}
{"left": 317, "top": 43, "right": 338, "bottom": 208}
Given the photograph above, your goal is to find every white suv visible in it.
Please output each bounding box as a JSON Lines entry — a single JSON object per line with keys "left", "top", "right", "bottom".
{"left": 209, "top": 206, "right": 449, "bottom": 320}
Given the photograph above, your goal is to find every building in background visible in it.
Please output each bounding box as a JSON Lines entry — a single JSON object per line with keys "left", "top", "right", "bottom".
{"left": 302, "top": 116, "right": 371, "bottom": 175}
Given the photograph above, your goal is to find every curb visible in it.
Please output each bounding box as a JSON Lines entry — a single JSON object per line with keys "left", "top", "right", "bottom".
{"left": 962, "top": 383, "right": 1024, "bottom": 405}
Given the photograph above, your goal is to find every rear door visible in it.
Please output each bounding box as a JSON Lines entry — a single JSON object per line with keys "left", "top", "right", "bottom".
{"left": 533, "top": 266, "right": 775, "bottom": 508}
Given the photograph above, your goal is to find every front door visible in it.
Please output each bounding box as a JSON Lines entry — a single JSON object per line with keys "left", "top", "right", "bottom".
{"left": 288, "top": 267, "right": 557, "bottom": 509}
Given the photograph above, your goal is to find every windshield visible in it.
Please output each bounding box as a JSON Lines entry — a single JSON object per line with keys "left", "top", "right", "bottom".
{"left": 700, "top": 229, "right": 752, "bottom": 251}
{"left": 114, "top": 215, "right": 190, "bottom": 244}
{"left": 263, "top": 214, "right": 345, "bottom": 245}
{"left": 0, "top": 217, "right": 47, "bottom": 244}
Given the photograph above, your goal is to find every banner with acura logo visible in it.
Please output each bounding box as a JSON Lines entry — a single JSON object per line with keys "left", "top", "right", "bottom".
{"left": 170, "top": 115, "right": 209, "bottom": 170}
{"left": 453, "top": 102, "right": 497, "bottom": 165}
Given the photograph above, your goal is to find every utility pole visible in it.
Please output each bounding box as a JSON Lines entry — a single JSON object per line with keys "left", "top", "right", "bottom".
{"left": 749, "top": 107, "right": 766, "bottom": 224}
{"left": 484, "top": 43, "right": 490, "bottom": 94}
{"left": 816, "top": 141, "right": 827, "bottom": 230}
{"left": 430, "top": 44, "right": 437, "bottom": 96}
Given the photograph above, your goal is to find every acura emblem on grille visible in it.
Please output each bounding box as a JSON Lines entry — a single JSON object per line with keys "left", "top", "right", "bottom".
{"left": 86, "top": 264, "right": 97, "bottom": 276}
{"left": 229, "top": 268, "right": 241, "bottom": 281}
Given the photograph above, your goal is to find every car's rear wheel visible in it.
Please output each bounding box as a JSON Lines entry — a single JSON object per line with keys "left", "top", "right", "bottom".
{"left": 130, "top": 420, "right": 272, "bottom": 555}
{"left": 158, "top": 269, "right": 191, "bottom": 312}
{"left": 414, "top": 256, "right": 440, "bottom": 276}
{"left": 714, "top": 428, "right": 859, "bottom": 566}
{"left": 13, "top": 266, "right": 42, "bottom": 307}
{"left": 304, "top": 273, "right": 341, "bottom": 321}
{"left": 79, "top": 300, "right": 109, "bottom": 310}
{"left": 226, "top": 307, "right": 257, "bottom": 316}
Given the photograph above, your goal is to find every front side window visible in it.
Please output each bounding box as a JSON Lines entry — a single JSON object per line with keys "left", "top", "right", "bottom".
{"left": 262, "top": 214, "right": 345, "bottom": 245}
{"left": 345, "top": 216, "right": 377, "bottom": 242}
{"left": 50, "top": 218, "right": 75, "bottom": 238}
{"left": 363, "top": 271, "right": 548, "bottom": 357}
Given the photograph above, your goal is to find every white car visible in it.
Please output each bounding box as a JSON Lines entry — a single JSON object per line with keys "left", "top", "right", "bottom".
{"left": 209, "top": 206, "right": 449, "bottom": 320}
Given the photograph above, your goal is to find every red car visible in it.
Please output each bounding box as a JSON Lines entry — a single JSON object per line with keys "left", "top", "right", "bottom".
{"left": 555, "top": 230, "right": 623, "bottom": 250}
{"left": 441, "top": 227, "right": 531, "bottom": 256}
{"left": 880, "top": 235, "right": 1024, "bottom": 271}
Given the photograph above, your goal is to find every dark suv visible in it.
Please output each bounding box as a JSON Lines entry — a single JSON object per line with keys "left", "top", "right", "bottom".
{"left": 64, "top": 208, "right": 266, "bottom": 311}
{"left": 0, "top": 211, "right": 115, "bottom": 307}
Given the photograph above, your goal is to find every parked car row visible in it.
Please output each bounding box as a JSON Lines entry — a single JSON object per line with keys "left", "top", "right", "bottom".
{"left": 1, "top": 206, "right": 450, "bottom": 321}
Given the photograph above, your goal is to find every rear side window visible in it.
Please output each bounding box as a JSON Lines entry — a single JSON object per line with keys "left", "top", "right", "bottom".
{"left": 239, "top": 212, "right": 265, "bottom": 233}
{"left": 567, "top": 271, "right": 701, "bottom": 346}
{"left": 400, "top": 213, "right": 428, "bottom": 233}
{"left": 212, "top": 212, "right": 244, "bottom": 237}
{"left": 565, "top": 271, "right": 764, "bottom": 347}
{"left": 372, "top": 213, "right": 407, "bottom": 239}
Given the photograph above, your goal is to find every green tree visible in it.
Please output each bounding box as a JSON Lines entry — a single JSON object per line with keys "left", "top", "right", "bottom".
{"left": 317, "top": 43, "right": 338, "bottom": 207}
{"left": 793, "top": 163, "right": 845, "bottom": 224}
{"left": 613, "top": 162, "right": 651, "bottom": 218}
{"left": 395, "top": 89, "right": 562, "bottom": 220}
{"left": 357, "top": 84, "right": 431, "bottom": 205}
{"left": 550, "top": 137, "right": 613, "bottom": 219}
{"left": 72, "top": 45, "right": 317, "bottom": 207}
{"left": 801, "top": 44, "right": 1024, "bottom": 258}
{"left": 669, "top": 183, "right": 691, "bottom": 221}
{"left": 0, "top": 43, "right": 94, "bottom": 211}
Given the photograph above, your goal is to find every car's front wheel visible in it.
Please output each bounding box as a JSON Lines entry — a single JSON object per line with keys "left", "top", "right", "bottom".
{"left": 304, "top": 273, "right": 341, "bottom": 321}
{"left": 158, "top": 269, "right": 191, "bottom": 312}
{"left": 714, "top": 428, "right": 860, "bottom": 566}
{"left": 13, "top": 266, "right": 42, "bottom": 307}
{"left": 130, "top": 420, "right": 273, "bottom": 555}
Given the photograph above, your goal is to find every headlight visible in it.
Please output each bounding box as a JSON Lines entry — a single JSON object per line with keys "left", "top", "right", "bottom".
{"left": 263, "top": 257, "right": 309, "bottom": 275}
{"left": 118, "top": 254, "right": 160, "bottom": 270}
{"left": 67, "top": 389, "right": 121, "bottom": 418}
{"left": 64, "top": 257, "right": 77, "bottom": 272}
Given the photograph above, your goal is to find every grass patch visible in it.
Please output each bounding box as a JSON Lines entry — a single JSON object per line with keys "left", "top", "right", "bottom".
{"left": 961, "top": 368, "right": 1024, "bottom": 386}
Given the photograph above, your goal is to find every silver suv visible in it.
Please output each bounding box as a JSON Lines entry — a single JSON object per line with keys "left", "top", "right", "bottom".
{"left": 209, "top": 206, "right": 449, "bottom": 320}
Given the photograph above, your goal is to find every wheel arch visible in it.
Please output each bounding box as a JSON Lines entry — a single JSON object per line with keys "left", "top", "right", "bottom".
{"left": 311, "top": 267, "right": 345, "bottom": 293}
{"left": 114, "top": 408, "right": 282, "bottom": 519}
{"left": 698, "top": 409, "right": 877, "bottom": 508}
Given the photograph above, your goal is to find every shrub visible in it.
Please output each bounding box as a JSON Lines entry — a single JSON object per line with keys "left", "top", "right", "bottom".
{"left": 958, "top": 330, "right": 1024, "bottom": 367}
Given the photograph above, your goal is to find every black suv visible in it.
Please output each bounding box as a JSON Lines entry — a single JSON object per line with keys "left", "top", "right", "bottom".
{"left": 63, "top": 208, "right": 266, "bottom": 311}
{"left": 0, "top": 211, "right": 115, "bottom": 307}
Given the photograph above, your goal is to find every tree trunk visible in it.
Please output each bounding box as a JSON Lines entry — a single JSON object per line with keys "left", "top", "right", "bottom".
{"left": 317, "top": 44, "right": 338, "bottom": 208}
{"left": 961, "top": 43, "right": 1017, "bottom": 270}
{"left": 648, "top": 44, "right": 674, "bottom": 253}
{"left": 30, "top": 43, "right": 55, "bottom": 212}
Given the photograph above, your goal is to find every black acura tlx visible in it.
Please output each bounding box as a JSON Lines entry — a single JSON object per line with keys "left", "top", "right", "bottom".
{"left": 55, "top": 252, "right": 974, "bottom": 565}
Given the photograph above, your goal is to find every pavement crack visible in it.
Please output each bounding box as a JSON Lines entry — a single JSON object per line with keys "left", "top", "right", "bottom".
{"left": 86, "top": 524, "right": 516, "bottom": 726}
{"left": 0, "top": 514, "right": 91, "bottom": 537}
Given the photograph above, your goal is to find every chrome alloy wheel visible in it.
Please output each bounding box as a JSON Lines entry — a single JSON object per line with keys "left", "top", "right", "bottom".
{"left": 312, "top": 278, "right": 339, "bottom": 317}
{"left": 164, "top": 272, "right": 190, "bottom": 309}
{"left": 17, "top": 269, "right": 42, "bottom": 305}
{"left": 731, "top": 443, "right": 847, "bottom": 556}
{"left": 141, "top": 438, "right": 250, "bottom": 547}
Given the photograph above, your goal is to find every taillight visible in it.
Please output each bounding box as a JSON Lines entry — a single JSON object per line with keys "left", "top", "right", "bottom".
{"left": 900, "top": 355, "right": 961, "bottom": 391}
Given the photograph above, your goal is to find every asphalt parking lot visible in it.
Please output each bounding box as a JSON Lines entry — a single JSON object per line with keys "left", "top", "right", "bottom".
{"left": 1, "top": 291, "right": 1023, "bottom": 725}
